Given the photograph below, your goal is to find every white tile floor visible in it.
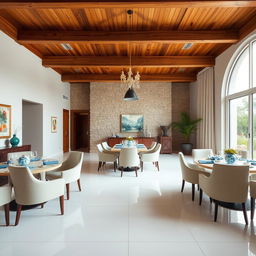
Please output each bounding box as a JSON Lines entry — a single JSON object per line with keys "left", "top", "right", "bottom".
{"left": 1, "top": 153, "right": 256, "bottom": 256}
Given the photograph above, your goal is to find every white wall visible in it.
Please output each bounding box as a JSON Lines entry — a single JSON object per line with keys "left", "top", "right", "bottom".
{"left": 0, "top": 32, "right": 70, "bottom": 157}
{"left": 22, "top": 101, "right": 43, "bottom": 156}
{"left": 190, "top": 30, "right": 256, "bottom": 152}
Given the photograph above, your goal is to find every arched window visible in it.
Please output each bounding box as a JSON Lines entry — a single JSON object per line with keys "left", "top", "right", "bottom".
{"left": 226, "top": 38, "right": 256, "bottom": 158}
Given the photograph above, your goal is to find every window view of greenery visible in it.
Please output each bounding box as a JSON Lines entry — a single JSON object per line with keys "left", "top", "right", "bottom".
{"left": 230, "top": 96, "right": 249, "bottom": 153}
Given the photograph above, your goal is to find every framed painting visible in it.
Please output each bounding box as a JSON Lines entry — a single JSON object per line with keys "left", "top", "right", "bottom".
{"left": 51, "top": 116, "right": 57, "bottom": 133}
{"left": 121, "top": 114, "right": 144, "bottom": 132}
{"left": 0, "top": 104, "right": 11, "bottom": 139}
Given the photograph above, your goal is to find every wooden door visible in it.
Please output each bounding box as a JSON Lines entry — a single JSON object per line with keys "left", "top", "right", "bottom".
{"left": 63, "top": 109, "right": 69, "bottom": 153}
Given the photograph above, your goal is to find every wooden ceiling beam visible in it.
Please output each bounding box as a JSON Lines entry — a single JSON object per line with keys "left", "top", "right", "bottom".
{"left": 43, "top": 56, "right": 215, "bottom": 68}
{"left": 239, "top": 14, "right": 256, "bottom": 40}
{"left": 1, "top": 1, "right": 256, "bottom": 9}
{"left": 62, "top": 73, "right": 196, "bottom": 82}
{"left": 18, "top": 30, "right": 239, "bottom": 44}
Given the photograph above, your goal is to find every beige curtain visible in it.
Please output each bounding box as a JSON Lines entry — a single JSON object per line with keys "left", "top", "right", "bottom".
{"left": 196, "top": 67, "right": 216, "bottom": 151}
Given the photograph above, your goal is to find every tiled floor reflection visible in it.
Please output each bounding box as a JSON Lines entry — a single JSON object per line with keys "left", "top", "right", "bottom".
{"left": 0, "top": 153, "right": 256, "bottom": 256}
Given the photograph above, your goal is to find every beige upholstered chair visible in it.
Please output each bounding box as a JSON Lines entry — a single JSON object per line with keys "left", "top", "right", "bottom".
{"left": 101, "top": 142, "right": 112, "bottom": 151}
{"left": 96, "top": 144, "right": 118, "bottom": 172}
{"left": 179, "top": 152, "right": 210, "bottom": 201}
{"left": 119, "top": 147, "right": 140, "bottom": 177}
{"left": 46, "top": 151, "right": 84, "bottom": 200}
{"left": 0, "top": 185, "right": 12, "bottom": 226}
{"left": 9, "top": 166, "right": 65, "bottom": 226}
{"left": 199, "top": 164, "right": 249, "bottom": 224}
{"left": 250, "top": 174, "right": 256, "bottom": 220}
{"left": 192, "top": 149, "right": 214, "bottom": 162}
{"left": 148, "top": 142, "right": 157, "bottom": 151}
{"left": 140, "top": 143, "right": 162, "bottom": 171}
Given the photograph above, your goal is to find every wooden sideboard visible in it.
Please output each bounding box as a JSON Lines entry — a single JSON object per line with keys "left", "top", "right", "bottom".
{"left": 107, "top": 137, "right": 156, "bottom": 148}
{"left": 0, "top": 145, "right": 31, "bottom": 162}
{"left": 158, "top": 136, "right": 172, "bottom": 154}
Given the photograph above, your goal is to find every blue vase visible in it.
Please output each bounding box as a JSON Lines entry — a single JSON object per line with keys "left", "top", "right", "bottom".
{"left": 18, "top": 155, "right": 30, "bottom": 166}
{"left": 225, "top": 154, "right": 236, "bottom": 164}
{"left": 10, "top": 134, "right": 20, "bottom": 147}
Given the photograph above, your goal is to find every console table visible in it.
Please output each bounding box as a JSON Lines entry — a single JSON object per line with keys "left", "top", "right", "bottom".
{"left": 0, "top": 145, "right": 31, "bottom": 162}
{"left": 107, "top": 137, "right": 156, "bottom": 148}
{"left": 158, "top": 136, "right": 172, "bottom": 154}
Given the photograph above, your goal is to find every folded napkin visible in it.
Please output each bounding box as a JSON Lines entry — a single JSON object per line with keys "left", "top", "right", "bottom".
{"left": 136, "top": 145, "right": 145, "bottom": 148}
{"left": 208, "top": 156, "right": 223, "bottom": 161}
{"left": 30, "top": 157, "right": 41, "bottom": 162}
{"left": 0, "top": 164, "right": 8, "bottom": 169}
{"left": 114, "top": 145, "right": 123, "bottom": 149}
{"left": 198, "top": 160, "right": 214, "bottom": 164}
{"left": 43, "top": 160, "right": 59, "bottom": 165}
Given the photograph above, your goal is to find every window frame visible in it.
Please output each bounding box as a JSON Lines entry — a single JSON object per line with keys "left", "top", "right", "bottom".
{"left": 226, "top": 38, "right": 256, "bottom": 159}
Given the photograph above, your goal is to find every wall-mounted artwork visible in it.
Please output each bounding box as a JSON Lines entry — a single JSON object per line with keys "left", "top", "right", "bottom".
{"left": 0, "top": 104, "right": 11, "bottom": 139}
{"left": 121, "top": 114, "right": 144, "bottom": 132}
{"left": 51, "top": 116, "right": 57, "bottom": 133}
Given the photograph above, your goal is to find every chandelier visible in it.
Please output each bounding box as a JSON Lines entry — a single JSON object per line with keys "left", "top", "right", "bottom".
{"left": 120, "top": 10, "right": 140, "bottom": 101}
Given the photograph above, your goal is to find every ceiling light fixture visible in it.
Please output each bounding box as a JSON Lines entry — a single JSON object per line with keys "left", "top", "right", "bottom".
{"left": 182, "top": 43, "right": 193, "bottom": 50}
{"left": 120, "top": 10, "right": 140, "bottom": 101}
{"left": 61, "top": 43, "right": 73, "bottom": 51}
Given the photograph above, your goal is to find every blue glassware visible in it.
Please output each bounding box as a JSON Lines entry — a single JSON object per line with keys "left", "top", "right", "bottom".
{"left": 18, "top": 155, "right": 30, "bottom": 166}
{"left": 225, "top": 154, "right": 236, "bottom": 164}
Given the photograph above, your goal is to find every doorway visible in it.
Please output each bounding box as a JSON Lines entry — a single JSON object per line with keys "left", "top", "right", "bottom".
{"left": 63, "top": 109, "right": 69, "bottom": 153}
{"left": 22, "top": 100, "right": 43, "bottom": 156}
{"left": 71, "top": 110, "right": 90, "bottom": 152}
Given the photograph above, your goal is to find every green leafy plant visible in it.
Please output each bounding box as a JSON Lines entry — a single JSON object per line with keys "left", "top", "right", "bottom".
{"left": 224, "top": 148, "right": 237, "bottom": 154}
{"left": 171, "top": 112, "right": 202, "bottom": 142}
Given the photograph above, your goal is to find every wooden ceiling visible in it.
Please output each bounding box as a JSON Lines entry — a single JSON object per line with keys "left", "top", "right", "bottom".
{"left": 0, "top": 1, "right": 256, "bottom": 83}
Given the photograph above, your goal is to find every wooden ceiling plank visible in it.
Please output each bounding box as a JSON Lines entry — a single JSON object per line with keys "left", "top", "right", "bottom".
{"left": 18, "top": 30, "right": 239, "bottom": 44}
{"left": 42, "top": 55, "right": 215, "bottom": 68}
{"left": 61, "top": 73, "right": 196, "bottom": 82}
{"left": 239, "top": 14, "right": 256, "bottom": 40}
{"left": 1, "top": 1, "right": 256, "bottom": 9}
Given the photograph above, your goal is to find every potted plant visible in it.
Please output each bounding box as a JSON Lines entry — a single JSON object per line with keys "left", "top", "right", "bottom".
{"left": 224, "top": 148, "right": 237, "bottom": 164}
{"left": 171, "top": 112, "right": 202, "bottom": 155}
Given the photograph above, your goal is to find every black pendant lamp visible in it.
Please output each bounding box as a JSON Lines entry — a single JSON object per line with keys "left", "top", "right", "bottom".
{"left": 124, "top": 87, "right": 138, "bottom": 101}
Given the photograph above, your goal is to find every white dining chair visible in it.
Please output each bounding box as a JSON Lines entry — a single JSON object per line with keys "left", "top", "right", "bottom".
{"left": 118, "top": 147, "right": 140, "bottom": 177}
{"left": 9, "top": 166, "right": 65, "bottom": 226}
{"left": 179, "top": 152, "right": 211, "bottom": 201}
{"left": 140, "top": 143, "right": 162, "bottom": 171}
{"left": 199, "top": 164, "right": 249, "bottom": 224}
{"left": 96, "top": 144, "right": 118, "bottom": 172}
{"left": 101, "top": 141, "right": 112, "bottom": 151}
{"left": 192, "top": 149, "right": 214, "bottom": 162}
{"left": 147, "top": 141, "right": 157, "bottom": 151}
{"left": 0, "top": 185, "right": 12, "bottom": 226}
{"left": 46, "top": 151, "right": 84, "bottom": 200}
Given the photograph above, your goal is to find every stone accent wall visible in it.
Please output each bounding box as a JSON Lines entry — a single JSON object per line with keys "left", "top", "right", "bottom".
{"left": 70, "top": 82, "right": 90, "bottom": 110}
{"left": 90, "top": 82, "right": 172, "bottom": 152}
{"left": 171, "top": 83, "right": 190, "bottom": 152}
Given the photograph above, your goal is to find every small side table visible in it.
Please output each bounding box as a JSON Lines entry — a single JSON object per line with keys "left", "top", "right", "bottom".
{"left": 158, "top": 136, "right": 172, "bottom": 154}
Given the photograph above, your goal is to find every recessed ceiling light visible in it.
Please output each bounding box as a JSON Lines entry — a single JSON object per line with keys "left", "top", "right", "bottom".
{"left": 182, "top": 43, "right": 193, "bottom": 50}
{"left": 61, "top": 43, "right": 73, "bottom": 51}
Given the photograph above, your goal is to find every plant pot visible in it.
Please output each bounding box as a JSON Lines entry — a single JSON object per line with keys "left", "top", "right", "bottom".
{"left": 181, "top": 143, "right": 193, "bottom": 155}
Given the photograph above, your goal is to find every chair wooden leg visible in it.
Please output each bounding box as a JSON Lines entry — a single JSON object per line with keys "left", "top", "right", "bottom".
{"left": 192, "top": 184, "right": 195, "bottom": 201}
{"left": 4, "top": 203, "right": 10, "bottom": 226}
{"left": 114, "top": 161, "right": 117, "bottom": 172}
{"left": 15, "top": 204, "right": 22, "bottom": 226}
{"left": 59, "top": 195, "right": 64, "bottom": 215}
{"left": 199, "top": 189, "right": 203, "bottom": 205}
{"left": 66, "top": 183, "right": 70, "bottom": 200}
{"left": 214, "top": 201, "right": 218, "bottom": 222}
{"left": 197, "top": 184, "right": 200, "bottom": 191}
{"left": 251, "top": 197, "right": 255, "bottom": 220}
{"left": 135, "top": 168, "right": 138, "bottom": 177}
{"left": 121, "top": 170, "right": 123, "bottom": 177}
{"left": 141, "top": 161, "right": 143, "bottom": 172}
{"left": 210, "top": 197, "right": 213, "bottom": 204}
{"left": 41, "top": 203, "right": 44, "bottom": 208}
{"left": 97, "top": 161, "right": 102, "bottom": 172}
{"left": 181, "top": 179, "right": 185, "bottom": 192}
{"left": 242, "top": 202, "right": 248, "bottom": 225}
{"left": 77, "top": 179, "right": 82, "bottom": 191}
